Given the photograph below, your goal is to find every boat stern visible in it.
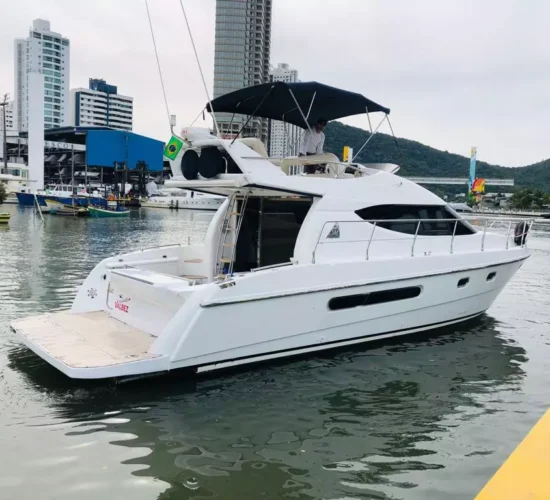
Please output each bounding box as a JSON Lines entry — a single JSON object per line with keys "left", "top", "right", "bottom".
{"left": 11, "top": 311, "right": 168, "bottom": 379}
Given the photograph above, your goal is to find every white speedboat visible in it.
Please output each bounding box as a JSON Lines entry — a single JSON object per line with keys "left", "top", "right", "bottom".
{"left": 11, "top": 82, "right": 532, "bottom": 380}
{"left": 141, "top": 188, "right": 224, "bottom": 210}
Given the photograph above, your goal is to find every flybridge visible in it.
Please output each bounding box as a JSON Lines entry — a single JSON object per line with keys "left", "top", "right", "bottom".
{"left": 162, "top": 81, "right": 397, "bottom": 190}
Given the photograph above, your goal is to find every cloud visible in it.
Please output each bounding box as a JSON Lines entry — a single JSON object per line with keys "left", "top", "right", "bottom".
{"left": 1, "top": 0, "right": 548, "bottom": 166}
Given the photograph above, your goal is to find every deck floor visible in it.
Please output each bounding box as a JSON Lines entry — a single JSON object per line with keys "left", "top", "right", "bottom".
{"left": 12, "top": 311, "right": 158, "bottom": 368}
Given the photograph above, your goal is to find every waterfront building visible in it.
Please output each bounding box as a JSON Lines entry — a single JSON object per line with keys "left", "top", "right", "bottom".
{"left": 0, "top": 100, "right": 15, "bottom": 133}
{"left": 213, "top": 0, "right": 272, "bottom": 141}
{"left": 268, "top": 63, "right": 300, "bottom": 157}
{"left": 14, "top": 19, "right": 70, "bottom": 131}
{"left": 70, "top": 79, "right": 133, "bottom": 131}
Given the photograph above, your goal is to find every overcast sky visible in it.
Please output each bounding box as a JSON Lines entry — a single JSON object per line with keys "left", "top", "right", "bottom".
{"left": 1, "top": 0, "right": 549, "bottom": 167}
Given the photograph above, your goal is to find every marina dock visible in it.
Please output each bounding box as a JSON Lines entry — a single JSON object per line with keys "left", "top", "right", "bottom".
{"left": 476, "top": 410, "right": 550, "bottom": 499}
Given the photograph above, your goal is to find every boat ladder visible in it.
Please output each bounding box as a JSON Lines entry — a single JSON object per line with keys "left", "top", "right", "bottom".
{"left": 215, "top": 191, "right": 249, "bottom": 279}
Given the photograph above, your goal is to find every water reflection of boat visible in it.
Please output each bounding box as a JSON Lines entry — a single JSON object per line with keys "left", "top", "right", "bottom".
{"left": 88, "top": 206, "right": 130, "bottom": 218}
{"left": 6, "top": 316, "right": 527, "bottom": 500}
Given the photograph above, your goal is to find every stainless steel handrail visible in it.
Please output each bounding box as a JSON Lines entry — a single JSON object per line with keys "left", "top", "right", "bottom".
{"left": 139, "top": 243, "right": 181, "bottom": 252}
{"left": 450, "top": 220, "right": 458, "bottom": 254}
{"left": 365, "top": 222, "right": 377, "bottom": 260}
{"left": 481, "top": 219, "right": 488, "bottom": 251}
{"left": 251, "top": 262, "right": 294, "bottom": 273}
{"left": 188, "top": 212, "right": 214, "bottom": 245}
{"left": 109, "top": 264, "right": 202, "bottom": 283}
{"left": 312, "top": 216, "right": 534, "bottom": 264}
{"left": 411, "top": 221, "right": 421, "bottom": 257}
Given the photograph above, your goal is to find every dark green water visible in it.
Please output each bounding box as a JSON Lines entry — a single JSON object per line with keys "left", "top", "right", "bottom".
{"left": 1, "top": 205, "right": 549, "bottom": 500}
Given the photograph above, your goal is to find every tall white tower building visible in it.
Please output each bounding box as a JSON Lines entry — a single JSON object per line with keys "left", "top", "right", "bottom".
{"left": 213, "top": 0, "right": 272, "bottom": 141}
{"left": 269, "top": 63, "right": 300, "bottom": 157}
{"left": 14, "top": 19, "right": 70, "bottom": 131}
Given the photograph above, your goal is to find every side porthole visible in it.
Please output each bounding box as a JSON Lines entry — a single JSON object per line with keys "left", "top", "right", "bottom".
{"left": 487, "top": 272, "right": 497, "bottom": 282}
{"left": 457, "top": 277, "right": 469, "bottom": 288}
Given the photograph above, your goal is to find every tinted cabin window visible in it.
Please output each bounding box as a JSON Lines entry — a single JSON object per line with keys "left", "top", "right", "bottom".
{"left": 329, "top": 286, "right": 421, "bottom": 311}
{"left": 233, "top": 198, "right": 312, "bottom": 272}
{"left": 355, "top": 205, "right": 476, "bottom": 236}
{"left": 457, "top": 277, "right": 469, "bottom": 288}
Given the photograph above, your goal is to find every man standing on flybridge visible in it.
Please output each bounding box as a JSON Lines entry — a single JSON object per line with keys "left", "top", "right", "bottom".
{"left": 299, "top": 117, "right": 327, "bottom": 173}
{"left": 299, "top": 117, "right": 327, "bottom": 156}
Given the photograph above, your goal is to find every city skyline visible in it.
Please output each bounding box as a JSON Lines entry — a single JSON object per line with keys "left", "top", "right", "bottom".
{"left": 0, "top": 0, "right": 548, "bottom": 166}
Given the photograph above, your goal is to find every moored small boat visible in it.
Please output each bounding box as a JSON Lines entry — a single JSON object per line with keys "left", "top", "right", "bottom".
{"left": 88, "top": 206, "right": 130, "bottom": 218}
{"left": 141, "top": 188, "right": 224, "bottom": 210}
{"left": 45, "top": 199, "right": 89, "bottom": 217}
{"left": 0, "top": 213, "right": 11, "bottom": 224}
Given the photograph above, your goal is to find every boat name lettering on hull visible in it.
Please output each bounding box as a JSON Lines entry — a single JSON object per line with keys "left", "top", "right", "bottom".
{"left": 114, "top": 298, "right": 130, "bottom": 313}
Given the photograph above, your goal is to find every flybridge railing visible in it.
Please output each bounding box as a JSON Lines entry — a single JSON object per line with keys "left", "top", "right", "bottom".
{"left": 286, "top": 162, "right": 360, "bottom": 177}
{"left": 311, "top": 217, "right": 534, "bottom": 264}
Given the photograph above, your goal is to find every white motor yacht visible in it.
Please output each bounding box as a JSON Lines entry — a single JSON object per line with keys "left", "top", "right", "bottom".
{"left": 11, "top": 82, "right": 532, "bottom": 380}
{"left": 0, "top": 164, "right": 31, "bottom": 204}
{"left": 141, "top": 188, "right": 224, "bottom": 210}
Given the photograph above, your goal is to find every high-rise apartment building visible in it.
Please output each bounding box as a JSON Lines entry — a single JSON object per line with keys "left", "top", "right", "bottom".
{"left": 0, "top": 101, "right": 15, "bottom": 133}
{"left": 213, "top": 0, "right": 272, "bottom": 141}
{"left": 14, "top": 19, "right": 70, "bottom": 131}
{"left": 269, "top": 63, "right": 300, "bottom": 157}
{"left": 70, "top": 79, "right": 133, "bottom": 131}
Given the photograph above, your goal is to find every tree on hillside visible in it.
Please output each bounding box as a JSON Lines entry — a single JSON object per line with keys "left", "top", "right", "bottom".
{"left": 324, "top": 121, "right": 550, "bottom": 192}
{"left": 533, "top": 190, "right": 545, "bottom": 209}
{"left": 511, "top": 189, "right": 534, "bottom": 209}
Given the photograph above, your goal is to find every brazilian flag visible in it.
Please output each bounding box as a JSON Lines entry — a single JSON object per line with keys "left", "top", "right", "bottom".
{"left": 164, "top": 136, "right": 184, "bottom": 160}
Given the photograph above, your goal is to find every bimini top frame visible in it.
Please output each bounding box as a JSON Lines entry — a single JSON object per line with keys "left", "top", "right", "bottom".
{"left": 204, "top": 81, "right": 396, "bottom": 163}
{"left": 206, "top": 81, "right": 390, "bottom": 130}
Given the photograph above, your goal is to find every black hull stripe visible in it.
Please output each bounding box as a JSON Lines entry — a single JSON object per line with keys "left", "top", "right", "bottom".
{"left": 196, "top": 311, "right": 484, "bottom": 370}
{"left": 202, "top": 255, "right": 529, "bottom": 308}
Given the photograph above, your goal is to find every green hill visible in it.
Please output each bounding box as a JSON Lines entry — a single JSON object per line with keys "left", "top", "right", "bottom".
{"left": 324, "top": 121, "right": 550, "bottom": 194}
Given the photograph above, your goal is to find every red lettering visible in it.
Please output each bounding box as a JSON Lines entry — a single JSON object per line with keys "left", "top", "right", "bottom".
{"left": 114, "top": 301, "right": 129, "bottom": 313}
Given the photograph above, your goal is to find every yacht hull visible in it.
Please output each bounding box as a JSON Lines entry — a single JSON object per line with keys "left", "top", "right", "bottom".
{"left": 16, "top": 192, "right": 44, "bottom": 206}
{"left": 168, "top": 257, "right": 525, "bottom": 373}
{"left": 10, "top": 249, "right": 527, "bottom": 380}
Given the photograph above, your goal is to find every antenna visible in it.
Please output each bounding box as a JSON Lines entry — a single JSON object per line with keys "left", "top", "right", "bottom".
{"left": 144, "top": 0, "right": 173, "bottom": 134}
{"left": 1, "top": 93, "right": 10, "bottom": 174}
{"left": 177, "top": 0, "right": 220, "bottom": 137}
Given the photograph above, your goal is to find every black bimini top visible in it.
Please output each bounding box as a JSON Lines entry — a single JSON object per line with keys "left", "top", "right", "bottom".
{"left": 206, "top": 81, "right": 390, "bottom": 129}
